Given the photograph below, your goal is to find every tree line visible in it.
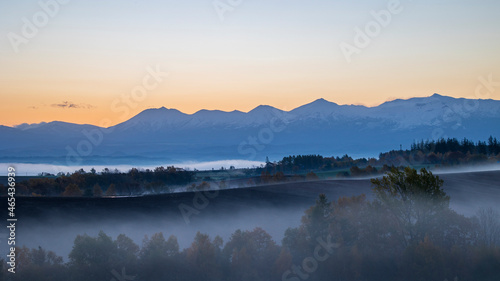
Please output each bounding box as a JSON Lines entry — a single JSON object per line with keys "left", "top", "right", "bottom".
{"left": 0, "top": 166, "right": 194, "bottom": 197}
{"left": 3, "top": 167, "right": 499, "bottom": 281}
{"left": 2, "top": 136, "right": 499, "bottom": 196}
{"left": 410, "top": 136, "right": 500, "bottom": 156}
{"left": 264, "top": 136, "right": 500, "bottom": 175}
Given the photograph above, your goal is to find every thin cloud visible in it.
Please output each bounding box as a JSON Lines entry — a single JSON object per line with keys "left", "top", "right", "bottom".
{"left": 50, "top": 101, "right": 95, "bottom": 109}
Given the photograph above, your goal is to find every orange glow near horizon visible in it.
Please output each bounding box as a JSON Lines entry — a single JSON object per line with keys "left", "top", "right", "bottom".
{"left": 1, "top": 0, "right": 499, "bottom": 127}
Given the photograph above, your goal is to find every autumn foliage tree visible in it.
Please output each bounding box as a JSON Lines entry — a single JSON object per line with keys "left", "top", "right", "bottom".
{"left": 92, "top": 184, "right": 103, "bottom": 197}
{"left": 62, "top": 184, "right": 82, "bottom": 197}
{"left": 104, "top": 184, "right": 116, "bottom": 196}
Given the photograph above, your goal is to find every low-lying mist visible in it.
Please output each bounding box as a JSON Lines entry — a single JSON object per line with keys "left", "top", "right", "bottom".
{"left": 4, "top": 169, "right": 500, "bottom": 263}
{"left": 14, "top": 200, "right": 306, "bottom": 259}
{"left": 0, "top": 160, "right": 265, "bottom": 176}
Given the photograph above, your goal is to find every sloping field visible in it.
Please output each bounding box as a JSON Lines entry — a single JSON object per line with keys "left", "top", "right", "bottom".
{"left": 7, "top": 170, "right": 500, "bottom": 258}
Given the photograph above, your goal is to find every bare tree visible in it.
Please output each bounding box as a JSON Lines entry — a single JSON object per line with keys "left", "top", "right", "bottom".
{"left": 475, "top": 207, "right": 500, "bottom": 247}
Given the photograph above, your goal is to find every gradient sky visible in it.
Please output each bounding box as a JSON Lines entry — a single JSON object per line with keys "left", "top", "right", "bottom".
{"left": 1, "top": 0, "right": 499, "bottom": 127}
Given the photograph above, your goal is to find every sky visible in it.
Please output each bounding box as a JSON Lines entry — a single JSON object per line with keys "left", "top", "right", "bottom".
{"left": 1, "top": 0, "right": 499, "bottom": 127}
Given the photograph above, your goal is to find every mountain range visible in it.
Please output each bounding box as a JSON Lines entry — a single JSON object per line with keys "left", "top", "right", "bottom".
{"left": 1, "top": 94, "right": 499, "bottom": 165}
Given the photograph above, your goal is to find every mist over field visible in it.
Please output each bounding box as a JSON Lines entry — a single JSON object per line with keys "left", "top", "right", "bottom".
{"left": 0, "top": 160, "right": 265, "bottom": 176}
{"left": 4, "top": 169, "right": 499, "bottom": 261}
{"left": 2, "top": 0, "right": 500, "bottom": 278}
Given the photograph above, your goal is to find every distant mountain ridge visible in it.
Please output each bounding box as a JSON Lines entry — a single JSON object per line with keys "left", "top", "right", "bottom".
{"left": 2, "top": 94, "right": 500, "bottom": 165}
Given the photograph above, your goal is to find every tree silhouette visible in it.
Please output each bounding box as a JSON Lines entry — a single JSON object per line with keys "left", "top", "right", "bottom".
{"left": 105, "top": 184, "right": 116, "bottom": 196}
{"left": 371, "top": 167, "right": 449, "bottom": 246}
{"left": 62, "top": 184, "right": 82, "bottom": 197}
{"left": 92, "top": 184, "right": 103, "bottom": 197}
{"left": 475, "top": 207, "right": 500, "bottom": 247}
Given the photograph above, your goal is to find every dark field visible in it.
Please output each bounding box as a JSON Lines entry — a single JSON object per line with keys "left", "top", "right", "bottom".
{"left": 4, "top": 169, "right": 500, "bottom": 259}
